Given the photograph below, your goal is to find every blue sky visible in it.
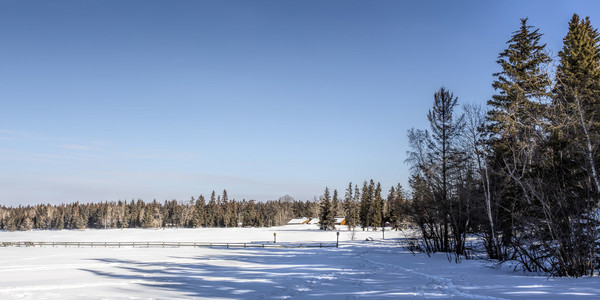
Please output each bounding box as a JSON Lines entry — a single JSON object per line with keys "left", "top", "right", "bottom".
{"left": 1, "top": 0, "right": 599, "bottom": 205}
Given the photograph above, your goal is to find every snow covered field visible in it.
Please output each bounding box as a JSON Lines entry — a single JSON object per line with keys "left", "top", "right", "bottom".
{"left": 1, "top": 225, "right": 599, "bottom": 299}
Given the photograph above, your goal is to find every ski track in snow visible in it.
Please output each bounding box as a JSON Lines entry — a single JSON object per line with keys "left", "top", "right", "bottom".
{"left": 361, "top": 252, "right": 507, "bottom": 300}
{"left": 265, "top": 243, "right": 497, "bottom": 299}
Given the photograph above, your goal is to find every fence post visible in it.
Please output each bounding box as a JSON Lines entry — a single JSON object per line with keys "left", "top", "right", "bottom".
{"left": 336, "top": 232, "right": 339, "bottom": 248}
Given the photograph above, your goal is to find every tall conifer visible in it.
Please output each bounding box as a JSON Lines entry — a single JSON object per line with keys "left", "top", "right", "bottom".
{"left": 319, "top": 187, "right": 336, "bottom": 230}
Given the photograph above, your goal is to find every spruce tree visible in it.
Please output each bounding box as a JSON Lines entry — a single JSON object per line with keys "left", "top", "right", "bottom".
{"left": 486, "top": 18, "right": 551, "bottom": 250}
{"left": 555, "top": 14, "right": 600, "bottom": 108}
{"left": 343, "top": 182, "right": 359, "bottom": 229}
{"left": 193, "top": 195, "right": 206, "bottom": 227}
{"left": 538, "top": 14, "right": 600, "bottom": 276}
{"left": 207, "top": 191, "right": 217, "bottom": 227}
{"left": 319, "top": 187, "right": 336, "bottom": 230}
{"left": 371, "top": 182, "right": 383, "bottom": 228}
{"left": 359, "top": 181, "right": 370, "bottom": 229}
{"left": 142, "top": 206, "right": 153, "bottom": 228}
{"left": 332, "top": 189, "right": 340, "bottom": 217}
{"left": 488, "top": 18, "right": 551, "bottom": 138}
{"left": 387, "top": 185, "right": 406, "bottom": 229}
{"left": 554, "top": 13, "right": 600, "bottom": 194}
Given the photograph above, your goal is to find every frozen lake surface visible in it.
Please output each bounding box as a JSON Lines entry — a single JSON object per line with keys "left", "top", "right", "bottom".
{"left": 1, "top": 225, "right": 599, "bottom": 299}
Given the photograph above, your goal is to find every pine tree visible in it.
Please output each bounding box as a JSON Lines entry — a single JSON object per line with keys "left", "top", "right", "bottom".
{"left": 486, "top": 18, "right": 551, "bottom": 250}
{"left": 207, "top": 191, "right": 217, "bottom": 227}
{"left": 488, "top": 18, "right": 551, "bottom": 139}
{"left": 332, "top": 189, "right": 340, "bottom": 217}
{"left": 555, "top": 14, "right": 600, "bottom": 109}
{"left": 343, "top": 182, "right": 359, "bottom": 229}
{"left": 319, "top": 187, "right": 336, "bottom": 230}
{"left": 429, "top": 87, "right": 464, "bottom": 251}
{"left": 554, "top": 13, "right": 600, "bottom": 195}
{"left": 359, "top": 181, "right": 370, "bottom": 229}
{"left": 536, "top": 13, "right": 600, "bottom": 276}
{"left": 193, "top": 195, "right": 206, "bottom": 227}
{"left": 371, "top": 182, "right": 383, "bottom": 228}
{"left": 387, "top": 184, "right": 407, "bottom": 229}
{"left": 142, "top": 205, "right": 153, "bottom": 228}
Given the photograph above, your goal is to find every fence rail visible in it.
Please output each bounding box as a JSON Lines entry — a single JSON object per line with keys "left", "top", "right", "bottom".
{"left": 1, "top": 241, "right": 337, "bottom": 248}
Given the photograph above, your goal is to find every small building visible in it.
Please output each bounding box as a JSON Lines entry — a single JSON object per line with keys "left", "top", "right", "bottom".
{"left": 335, "top": 217, "right": 346, "bottom": 225}
{"left": 308, "top": 218, "right": 320, "bottom": 225}
{"left": 287, "top": 217, "right": 311, "bottom": 225}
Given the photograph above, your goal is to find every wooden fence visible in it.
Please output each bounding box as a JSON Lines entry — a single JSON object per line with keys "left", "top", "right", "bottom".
{"left": 1, "top": 241, "right": 338, "bottom": 248}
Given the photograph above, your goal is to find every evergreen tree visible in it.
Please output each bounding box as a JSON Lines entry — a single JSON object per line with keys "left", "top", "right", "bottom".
{"left": 343, "top": 182, "right": 359, "bottom": 229}
{"left": 555, "top": 14, "right": 600, "bottom": 109}
{"left": 359, "top": 181, "right": 370, "bottom": 229}
{"left": 387, "top": 184, "right": 407, "bottom": 229}
{"left": 531, "top": 13, "right": 600, "bottom": 276}
{"left": 332, "top": 189, "right": 340, "bottom": 217}
{"left": 207, "top": 191, "right": 217, "bottom": 227}
{"left": 554, "top": 13, "right": 600, "bottom": 195}
{"left": 193, "top": 195, "right": 206, "bottom": 227}
{"left": 142, "top": 205, "right": 153, "bottom": 228}
{"left": 486, "top": 18, "right": 551, "bottom": 251}
{"left": 488, "top": 18, "right": 551, "bottom": 138}
{"left": 319, "top": 187, "right": 336, "bottom": 230}
{"left": 371, "top": 182, "right": 383, "bottom": 228}
{"left": 429, "top": 87, "right": 464, "bottom": 251}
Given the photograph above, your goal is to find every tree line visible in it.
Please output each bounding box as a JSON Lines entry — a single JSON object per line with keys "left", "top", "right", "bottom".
{"left": 0, "top": 191, "right": 321, "bottom": 231}
{"left": 2, "top": 183, "right": 410, "bottom": 233}
{"left": 406, "top": 14, "right": 600, "bottom": 277}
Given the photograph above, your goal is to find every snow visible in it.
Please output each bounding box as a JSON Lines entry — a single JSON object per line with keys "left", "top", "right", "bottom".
{"left": 287, "top": 218, "right": 310, "bottom": 225}
{"left": 1, "top": 225, "right": 599, "bottom": 299}
{"left": 308, "top": 218, "right": 320, "bottom": 224}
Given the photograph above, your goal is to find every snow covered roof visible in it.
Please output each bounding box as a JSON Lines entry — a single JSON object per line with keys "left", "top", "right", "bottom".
{"left": 287, "top": 217, "right": 310, "bottom": 225}
{"left": 308, "top": 218, "right": 320, "bottom": 224}
{"left": 334, "top": 217, "right": 345, "bottom": 225}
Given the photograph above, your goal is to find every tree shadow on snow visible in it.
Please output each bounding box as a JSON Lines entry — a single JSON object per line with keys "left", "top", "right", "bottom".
{"left": 79, "top": 246, "right": 421, "bottom": 299}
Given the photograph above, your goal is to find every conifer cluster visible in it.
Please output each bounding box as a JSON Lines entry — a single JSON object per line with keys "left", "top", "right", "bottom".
{"left": 406, "top": 15, "right": 600, "bottom": 277}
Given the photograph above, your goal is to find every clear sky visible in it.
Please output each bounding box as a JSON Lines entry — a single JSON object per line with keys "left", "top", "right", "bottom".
{"left": 1, "top": 0, "right": 599, "bottom": 206}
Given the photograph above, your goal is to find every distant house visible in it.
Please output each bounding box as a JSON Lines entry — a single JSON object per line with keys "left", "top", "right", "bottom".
{"left": 335, "top": 217, "right": 346, "bottom": 225}
{"left": 287, "top": 217, "right": 310, "bottom": 225}
{"left": 308, "top": 218, "right": 320, "bottom": 225}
